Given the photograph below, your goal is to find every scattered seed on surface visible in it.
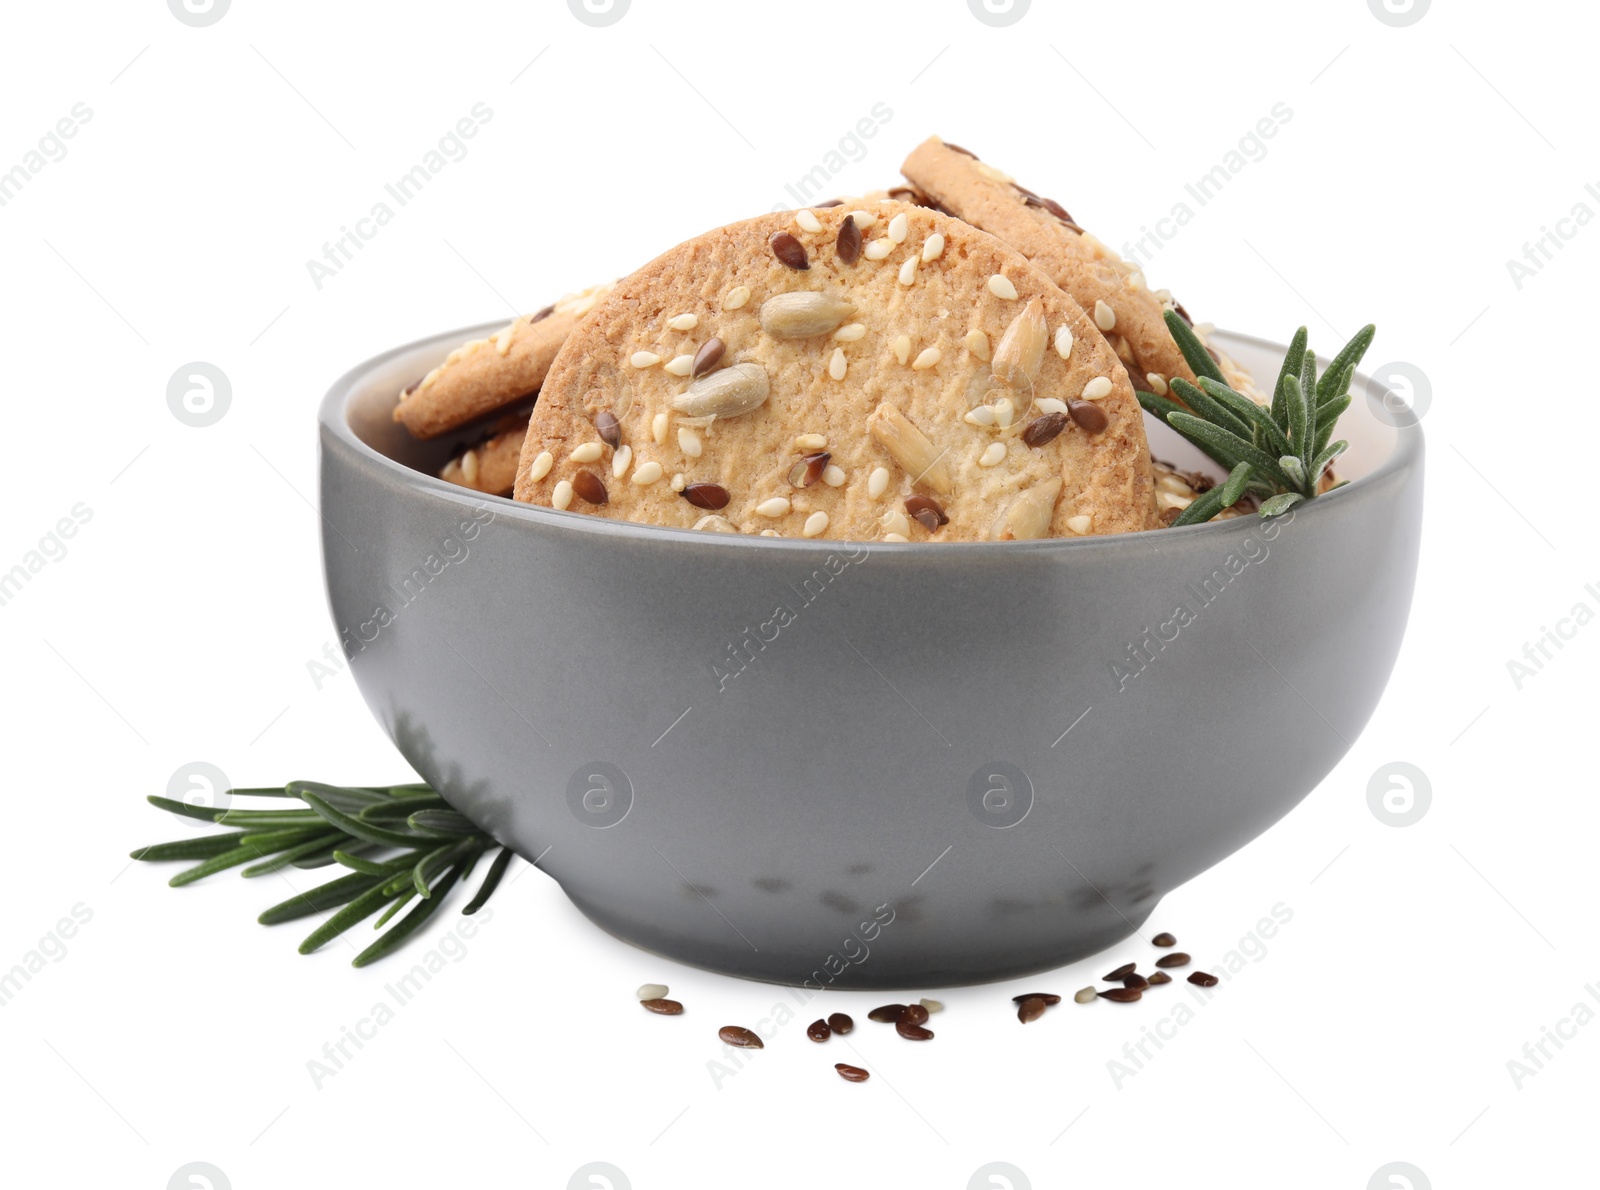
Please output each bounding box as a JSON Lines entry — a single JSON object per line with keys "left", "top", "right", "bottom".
{"left": 1022, "top": 412, "right": 1068, "bottom": 448}
{"left": 836, "top": 215, "right": 863, "bottom": 264}
{"left": 723, "top": 285, "right": 751, "bottom": 310}
{"left": 864, "top": 239, "right": 894, "bottom": 261}
{"left": 641, "top": 998, "right": 683, "bottom": 1015}
{"left": 828, "top": 1012, "right": 855, "bottom": 1034}
{"left": 770, "top": 232, "right": 809, "bottom": 269}
{"left": 670, "top": 472, "right": 686, "bottom": 492}
{"left": 1099, "top": 987, "right": 1143, "bottom": 1003}
{"left": 1066, "top": 514, "right": 1092, "bottom": 534}
{"left": 868, "top": 1004, "right": 906, "bottom": 1023}
{"left": 807, "top": 1018, "right": 831, "bottom": 1042}
{"left": 759, "top": 292, "right": 858, "bottom": 339}
{"left": 719, "top": 1025, "right": 764, "bottom": 1048}
{"left": 965, "top": 329, "right": 991, "bottom": 361}
{"left": 1094, "top": 299, "right": 1116, "bottom": 330}
{"left": 789, "top": 451, "right": 830, "bottom": 487}
{"left": 612, "top": 445, "right": 632, "bottom": 478}
{"left": 631, "top": 461, "right": 664, "bottom": 486}
{"left": 795, "top": 433, "right": 828, "bottom": 452}
{"left": 829, "top": 347, "right": 848, "bottom": 379}
{"left": 821, "top": 464, "right": 845, "bottom": 487}
{"left": 652, "top": 412, "right": 669, "bottom": 444}
{"left": 834, "top": 323, "right": 867, "bottom": 343}
{"left": 755, "top": 497, "right": 791, "bottom": 517}
{"left": 551, "top": 480, "right": 573, "bottom": 510}
{"left": 911, "top": 347, "right": 941, "bottom": 370}
{"left": 1188, "top": 972, "right": 1219, "bottom": 988}
{"left": 664, "top": 353, "right": 694, "bottom": 377}
{"left": 1011, "top": 993, "right": 1062, "bottom": 1005}
{"left": 993, "top": 396, "right": 1015, "bottom": 428}
{"left": 1148, "top": 971, "right": 1172, "bottom": 985}
{"left": 1104, "top": 963, "right": 1136, "bottom": 981}
{"left": 896, "top": 1016, "right": 934, "bottom": 1041}
{"left": 1153, "top": 932, "right": 1177, "bottom": 947}
{"left": 1069, "top": 400, "right": 1109, "bottom": 433}
{"left": 886, "top": 212, "right": 908, "bottom": 243}
{"left": 846, "top": 210, "right": 876, "bottom": 229}
{"left": 528, "top": 451, "right": 553, "bottom": 482}
{"left": 673, "top": 361, "right": 771, "bottom": 418}
{"left": 1123, "top": 974, "right": 1150, "bottom": 991}
{"left": 835, "top": 1063, "right": 870, "bottom": 1082}
{"left": 893, "top": 335, "right": 912, "bottom": 365}
{"left": 979, "top": 442, "right": 1006, "bottom": 468}
{"left": 1073, "top": 987, "right": 1097, "bottom": 1004}
{"left": 916, "top": 1000, "right": 941, "bottom": 1015}
{"left": 570, "top": 442, "right": 603, "bottom": 463}
{"left": 965, "top": 405, "right": 997, "bottom": 427}
{"left": 630, "top": 351, "right": 661, "bottom": 369}
{"left": 795, "top": 209, "right": 823, "bottom": 233}
{"left": 681, "top": 482, "right": 730, "bottom": 510}
{"left": 636, "top": 983, "right": 668, "bottom": 1000}
{"left": 867, "top": 467, "right": 890, "bottom": 498}
{"left": 678, "top": 427, "right": 703, "bottom": 458}
{"left": 803, "top": 511, "right": 829, "bottom": 538}
{"left": 1017, "top": 996, "right": 1048, "bottom": 1024}
{"left": 571, "top": 471, "right": 607, "bottom": 504}
{"left": 1036, "top": 397, "right": 1069, "bottom": 415}
{"left": 692, "top": 337, "right": 726, "bottom": 378}
{"left": 906, "top": 494, "right": 949, "bottom": 532}
{"left": 883, "top": 509, "right": 912, "bottom": 537}
{"left": 1055, "top": 326, "right": 1074, "bottom": 359}
{"left": 1081, "top": 376, "right": 1113, "bottom": 401}
{"left": 988, "top": 274, "right": 1019, "bottom": 300}
{"left": 899, "top": 1003, "right": 930, "bottom": 1026}
{"left": 595, "top": 410, "right": 621, "bottom": 448}
{"left": 1155, "top": 952, "right": 1190, "bottom": 968}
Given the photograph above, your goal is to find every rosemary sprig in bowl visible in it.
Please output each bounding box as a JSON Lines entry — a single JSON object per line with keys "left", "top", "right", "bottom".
{"left": 131, "top": 781, "right": 513, "bottom": 967}
{"left": 1137, "top": 312, "right": 1376, "bottom": 525}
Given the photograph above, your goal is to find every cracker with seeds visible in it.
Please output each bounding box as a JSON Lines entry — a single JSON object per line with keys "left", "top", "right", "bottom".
{"left": 512, "top": 203, "right": 1156, "bottom": 541}
{"left": 439, "top": 409, "right": 529, "bottom": 496}
{"left": 900, "top": 137, "right": 1263, "bottom": 403}
{"left": 393, "top": 282, "right": 613, "bottom": 439}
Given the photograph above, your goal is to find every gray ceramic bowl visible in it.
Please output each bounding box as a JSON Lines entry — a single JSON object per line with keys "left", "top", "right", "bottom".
{"left": 319, "top": 327, "right": 1423, "bottom": 988}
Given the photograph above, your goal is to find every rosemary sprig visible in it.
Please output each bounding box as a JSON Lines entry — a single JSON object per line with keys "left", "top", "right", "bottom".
{"left": 131, "top": 781, "right": 514, "bottom": 967}
{"left": 1137, "top": 312, "right": 1376, "bottom": 522}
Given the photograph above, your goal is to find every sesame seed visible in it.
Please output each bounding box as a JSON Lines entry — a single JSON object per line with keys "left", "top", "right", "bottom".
{"left": 1094, "top": 300, "right": 1116, "bottom": 331}
{"left": 834, "top": 323, "right": 867, "bottom": 342}
{"left": 846, "top": 210, "right": 877, "bottom": 229}
{"left": 822, "top": 464, "right": 846, "bottom": 487}
{"left": 460, "top": 450, "right": 479, "bottom": 483}
{"left": 1127, "top": 270, "right": 1146, "bottom": 290}
{"left": 893, "top": 335, "right": 912, "bottom": 365}
{"left": 883, "top": 532, "right": 909, "bottom": 542}
{"left": 1156, "top": 490, "right": 1193, "bottom": 511}
{"left": 723, "top": 286, "right": 751, "bottom": 310}
{"left": 988, "top": 275, "right": 1018, "bottom": 300}
{"left": 760, "top": 529, "right": 781, "bottom": 537}
{"left": 631, "top": 351, "right": 661, "bottom": 368}
{"left": 528, "top": 450, "right": 553, "bottom": 482}
{"left": 964, "top": 329, "right": 991, "bottom": 361}
{"left": 887, "top": 212, "right": 908, "bottom": 243}
{"left": 803, "top": 511, "right": 829, "bottom": 537}
{"left": 652, "top": 412, "right": 669, "bottom": 445}
{"left": 828, "top": 348, "right": 847, "bottom": 380}
{"left": 612, "top": 444, "right": 633, "bottom": 478}
{"left": 631, "top": 461, "right": 664, "bottom": 485}
{"left": 864, "top": 239, "right": 893, "bottom": 261}
{"left": 993, "top": 396, "right": 1015, "bottom": 428}
{"left": 912, "top": 347, "right": 941, "bottom": 370}
{"left": 756, "top": 497, "right": 791, "bottom": 517}
{"left": 571, "top": 295, "right": 597, "bottom": 316}
{"left": 570, "top": 442, "right": 603, "bottom": 463}
{"left": 1055, "top": 326, "right": 1074, "bottom": 360}
{"left": 1146, "top": 373, "right": 1168, "bottom": 396}
{"left": 1082, "top": 376, "right": 1113, "bottom": 400}
{"left": 979, "top": 442, "right": 1006, "bottom": 467}
{"left": 796, "top": 209, "right": 823, "bottom": 233}
{"left": 868, "top": 467, "right": 890, "bottom": 498}
{"left": 663, "top": 354, "right": 694, "bottom": 377}
{"left": 898, "top": 256, "right": 919, "bottom": 286}
{"left": 678, "top": 427, "right": 703, "bottom": 457}
{"left": 670, "top": 472, "right": 686, "bottom": 492}
{"left": 883, "top": 509, "right": 911, "bottom": 537}
{"left": 1066, "top": 514, "right": 1092, "bottom": 534}
{"left": 552, "top": 480, "right": 574, "bottom": 510}
{"left": 964, "top": 406, "right": 996, "bottom": 427}
{"left": 795, "top": 433, "right": 828, "bottom": 450}
{"left": 667, "top": 313, "right": 698, "bottom": 331}
{"left": 921, "top": 234, "right": 946, "bottom": 262}
{"left": 1036, "top": 397, "right": 1069, "bottom": 415}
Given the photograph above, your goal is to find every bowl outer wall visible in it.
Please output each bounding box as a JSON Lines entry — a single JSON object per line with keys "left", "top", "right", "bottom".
{"left": 317, "top": 330, "right": 1424, "bottom": 988}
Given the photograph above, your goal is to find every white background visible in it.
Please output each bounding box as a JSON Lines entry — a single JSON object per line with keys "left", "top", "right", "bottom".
{"left": 1, "top": 1, "right": 1593, "bottom": 1187}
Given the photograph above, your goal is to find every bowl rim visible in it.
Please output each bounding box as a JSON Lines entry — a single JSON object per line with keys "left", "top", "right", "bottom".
{"left": 319, "top": 324, "right": 1424, "bottom": 554}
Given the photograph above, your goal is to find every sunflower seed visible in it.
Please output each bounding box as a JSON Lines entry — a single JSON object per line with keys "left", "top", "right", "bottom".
{"left": 1188, "top": 971, "right": 1219, "bottom": 988}
{"left": 868, "top": 1004, "right": 906, "bottom": 1023}
{"left": 996, "top": 477, "right": 1062, "bottom": 541}
{"left": 1022, "top": 412, "right": 1068, "bottom": 448}
{"left": 719, "top": 1025, "right": 764, "bottom": 1048}
{"left": 828, "top": 1012, "right": 854, "bottom": 1034}
{"left": 681, "top": 483, "right": 730, "bottom": 510}
{"left": 571, "top": 471, "right": 607, "bottom": 505}
{"left": 1155, "top": 952, "right": 1190, "bottom": 968}
{"left": 835, "top": 1063, "right": 870, "bottom": 1082}
{"left": 807, "top": 1018, "right": 832, "bottom": 1042}
{"left": 770, "top": 232, "right": 809, "bottom": 269}
{"left": 759, "top": 292, "right": 858, "bottom": 339}
{"left": 1073, "top": 987, "right": 1097, "bottom": 1004}
{"left": 672, "top": 362, "right": 770, "bottom": 418}
{"left": 641, "top": 998, "right": 683, "bottom": 1015}
{"left": 692, "top": 337, "right": 726, "bottom": 378}
{"left": 1017, "top": 995, "right": 1048, "bottom": 1024}
{"left": 869, "top": 404, "right": 953, "bottom": 494}
{"left": 1069, "top": 400, "right": 1108, "bottom": 434}
{"left": 991, "top": 297, "right": 1048, "bottom": 387}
